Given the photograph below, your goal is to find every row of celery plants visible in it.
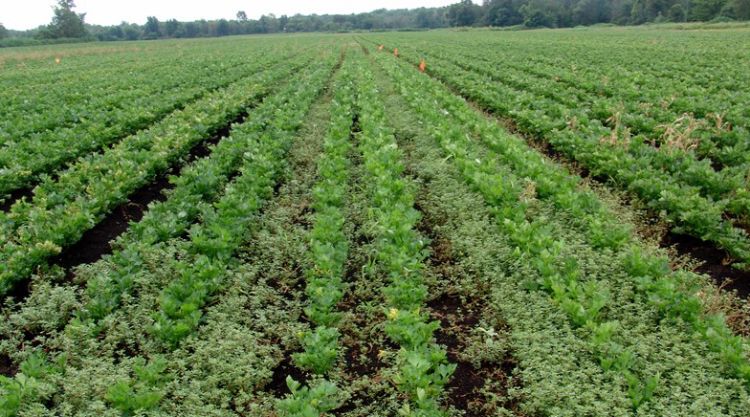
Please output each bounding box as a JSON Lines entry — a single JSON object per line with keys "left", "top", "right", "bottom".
{"left": 126, "top": 61, "right": 333, "bottom": 414}
{"left": 0, "top": 53, "right": 279, "bottom": 198}
{"left": 79, "top": 56, "right": 332, "bottom": 330}
{"left": 376, "top": 42, "right": 750, "bottom": 268}
{"left": 277, "top": 51, "right": 356, "bottom": 417}
{"left": 0, "top": 56, "right": 337, "bottom": 417}
{"left": 380, "top": 40, "right": 750, "bottom": 218}
{"left": 421, "top": 42, "right": 750, "bottom": 387}
{"left": 365, "top": 41, "right": 631, "bottom": 252}
{"left": 355, "top": 53, "right": 455, "bottom": 417}
{"left": 421, "top": 42, "right": 747, "bottom": 167}
{"left": 150, "top": 60, "right": 334, "bottom": 348}
{"left": 375, "top": 49, "right": 750, "bottom": 397}
{"left": 416, "top": 46, "right": 747, "bottom": 210}
{"left": 0, "top": 57, "right": 179, "bottom": 143}
{"left": 446, "top": 34, "right": 750, "bottom": 129}
{"left": 0, "top": 57, "right": 307, "bottom": 296}
{"left": 375, "top": 49, "right": 666, "bottom": 410}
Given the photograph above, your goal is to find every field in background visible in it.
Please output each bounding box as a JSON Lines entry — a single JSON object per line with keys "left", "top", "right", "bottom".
{"left": 1, "top": 27, "right": 749, "bottom": 417}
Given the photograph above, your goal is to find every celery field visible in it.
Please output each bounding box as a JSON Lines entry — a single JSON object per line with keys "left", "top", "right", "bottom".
{"left": 1, "top": 27, "right": 750, "bottom": 416}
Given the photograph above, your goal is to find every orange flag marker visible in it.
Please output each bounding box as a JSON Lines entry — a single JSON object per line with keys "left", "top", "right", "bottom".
{"left": 394, "top": 48, "right": 399, "bottom": 58}
{"left": 419, "top": 59, "right": 426, "bottom": 72}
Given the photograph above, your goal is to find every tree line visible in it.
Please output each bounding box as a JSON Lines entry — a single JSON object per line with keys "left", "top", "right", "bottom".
{"left": 1, "top": 0, "right": 748, "bottom": 45}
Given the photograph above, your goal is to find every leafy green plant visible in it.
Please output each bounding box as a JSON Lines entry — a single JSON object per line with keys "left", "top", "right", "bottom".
{"left": 277, "top": 377, "right": 341, "bottom": 417}
{"left": 0, "top": 352, "right": 61, "bottom": 417}
{"left": 106, "top": 357, "right": 169, "bottom": 416}
{"left": 293, "top": 326, "right": 341, "bottom": 375}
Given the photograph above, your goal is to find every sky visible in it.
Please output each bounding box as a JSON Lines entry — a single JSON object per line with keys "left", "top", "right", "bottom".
{"left": 1, "top": 0, "right": 465, "bottom": 30}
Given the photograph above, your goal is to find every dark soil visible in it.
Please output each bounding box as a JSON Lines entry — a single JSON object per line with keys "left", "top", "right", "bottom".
{"left": 413, "top": 158, "right": 524, "bottom": 416}
{"left": 417, "top": 192, "right": 516, "bottom": 416}
{"left": 429, "top": 292, "right": 524, "bottom": 416}
{"left": 662, "top": 231, "right": 750, "bottom": 299}
{"left": 48, "top": 108, "right": 250, "bottom": 275}
{"left": 427, "top": 292, "right": 485, "bottom": 413}
{"left": 343, "top": 337, "right": 387, "bottom": 378}
{"left": 51, "top": 175, "right": 171, "bottom": 272}
{"left": 268, "top": 354, "right": 309, "bottom": 398}
{"left": 0, "top": 353, "right": 17, "bottom": 377}
{"left": 0, "top": 187, "right": 34, "bottom": 212}
{"left": 4, "top": 275, "right": 33, "bottom": 304}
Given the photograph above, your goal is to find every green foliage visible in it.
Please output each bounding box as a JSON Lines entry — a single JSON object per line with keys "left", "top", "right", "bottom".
{"left": 373, "top": 48, "right": 667, "bottom": 409}
{"left": 41, "top": 0, "right": 87, "bottom": 39}
{"left": 384, "top": 31, "right": 750, "bottom": 268}
{"left": 0, "top": 56, "right": 304, "bottom": 297}
{"left": 74, "top": 54, "right": 329, "bottom": 329}
{"left": 293, "top": 327, "right": 341, "bottom": 374}
{"left": 295, "top": 60, "right": 355, "bottom": 376}
{"left": 625, "top": 372, "right": 660, "bottom": 409}
{"left": 447, "top": 0, "right": 484, "bottom": 26}
{"left": 106, "top": 357, "right": 169, "bottom": 416}
{"left": 0, "top": 352, "right": 60, "bottom": 417}
{"left": 352, "top": 55, "right": 456, "bottom": 415}
{"left": 150, "top": 62, "right": 335, "bottom": 348}
{"left": 394, "top": 348, "right": 456, "bottom": 410}
{"left": 277, "top": 377, "right": 341, "bottom": 417}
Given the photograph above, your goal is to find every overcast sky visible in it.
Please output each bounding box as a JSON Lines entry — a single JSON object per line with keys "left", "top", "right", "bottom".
{"left": 1, "top": 0, "right": 466, "bottom": 30}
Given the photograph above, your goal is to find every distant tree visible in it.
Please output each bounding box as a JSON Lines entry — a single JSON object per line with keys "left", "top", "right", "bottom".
{"left": 278, "top": 14, "right": 289, "bottom": 31}
{"left": 414, "top": 7, "right": 445, "bottom": 27}
{"left": 573, "top": 0, "right": 611, "bottom": 24}
{"left": 483, "top": 0, "right": 524, "bottom": 26}
{"left": 447, "top": 0, "right": 483, "bottom": 26}
{"left": 122, "top": 23, "right": 141, "bottom": 40}
{"left": 0, "top": 23, "right": 7, "bottom": 39}
{"left": 630, "top": 0, "right": 649, "bottom": 22}
{"left": 520, "top": 0, "right": 555, "bottom": 26}
{"left": 144, "top": 16, "right": 160, "bottom": 38}
{"left": 46, "top": 0, "right": 87, "bottom": 38}
{"left": 184, "top": 21, "right": 200, "bottom": 37}
{"left": 259, "top": 14, "right": 279, "bottom": 32}
{"left": 104, "top": 24, "right": 124, "bottom": 40}
{"left": 666, "top": 2, "right": 688, "bottom": 20}
{"left": 688, "top": 0, "right": 726, "bottom": 20}
{"left": 7, "top": 0, "right": 750, "bottom": 45}
{"left": 165, "top": 19, "right": 180, "bottom": 37}
{"left": 731, "top": 0, "right": 750, "bottom": 18}
{"left": 216, "top": 19, "right": 231, "bottom": 36}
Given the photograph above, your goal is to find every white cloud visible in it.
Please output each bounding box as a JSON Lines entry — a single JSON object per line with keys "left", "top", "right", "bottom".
{"left": 1, "top": 0, "right": 464, "bottom": 30}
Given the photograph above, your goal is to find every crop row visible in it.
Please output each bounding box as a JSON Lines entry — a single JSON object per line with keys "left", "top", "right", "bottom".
{"left": 134, "top": 57, "right": 333, "bottom": 346}
{"left": 413, "top": 46, "right": 749, "bottom": 214}
{"left": 372, "top": 40, "right": 750, "bottom": 269}
{"left": 0, "top": 52, "right": 337, "bottom": 417}
{"left": 277, "top": 50, "right": 356, "bottom": 417}
{"left": 0, "top": 41, "right": 284, "bottom": 142}
{"left": 79, "top": 56, "right": 333, "bottom": 329}
{"left": 0, "top": 57, "right": 307, "bottom": 296}
{"left": 494, "top": 53, "right": 750, "bottom": 169}
{"left": 0, "top": 55, "right": 283, "bottom": 198}
{"left": 123, "top": 55, "right": 335, "bottom": 413}
{"left": 373, "top": 46, "right": 750, "bottom": 405}
{"left": 436, "top": 32, "right": 750, "bottom": 132}
{"left": 355, "top": 53, "right": 455, "bottom": 417}
{"left": 374, "top": 48, "right": 656, "bottom": 409}
{"left": 0, "top": 57, "right": 177, "bottom": 141}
